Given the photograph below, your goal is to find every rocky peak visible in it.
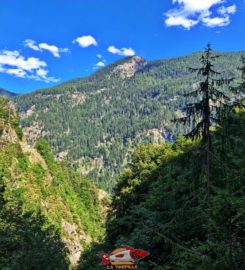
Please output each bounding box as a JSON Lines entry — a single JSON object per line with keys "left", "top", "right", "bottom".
{"left": 113, "top": 55, "right": 146, "bottom": 79}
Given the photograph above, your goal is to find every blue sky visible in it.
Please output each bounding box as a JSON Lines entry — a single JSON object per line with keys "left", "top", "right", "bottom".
{"left": 0, "top": 0, "right": 244, "bottom": 93}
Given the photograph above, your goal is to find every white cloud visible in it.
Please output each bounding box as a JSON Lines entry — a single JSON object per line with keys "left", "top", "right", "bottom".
{"left": 218, "top": 4, "right": 237, "bottom": 15}
{"left": 93, "top": 61, "right": 106, "bottom": 70}
{"left": 107, "top": 46, "right": 135, "bottom": 56}
{"left": 172, "top": 0, "right": 223, "bottom": 12}
{"left": 0, "top": 50, "right": 59, "bottom": 83}
{"left": 61, "top": 48, "right": 70, "bottom": 53}
{"left": 97, "top": 54, "right": 103, "bottom": 58}
{"left": 165, "top": 0, "right": 237, "bottom": 29}
{"left": 24, "top": 39, "right": 69, "bottom": 57}
{"left": 24, "top": 39, "right": 40, "bottom": 51}
{"left": 0, "top": 50, "right": 46, "bottom": 71}
{"left": 165, "top": 16, "right": 198, "bottom": 29}
{"left": 5, "top": 68, "right": 27, "bottom": 78}
{"left": 95, "top": 61, "right": 105, "bottom": 68}
{"left": 202, "top": 16, "right": 230, "bottom": 27}
{"left": 39, "top": 43, "right": 60, "bottom": 57}
{"left": 36, "top": 68, "right": 48, "bottom": 77}
{"left": 73, "top": 35, "right": 97, "bottom": 48}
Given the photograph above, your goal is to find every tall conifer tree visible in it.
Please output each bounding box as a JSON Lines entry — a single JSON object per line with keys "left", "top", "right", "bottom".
{"left": 179, "top": 44, "right": 233, "bottom": 199}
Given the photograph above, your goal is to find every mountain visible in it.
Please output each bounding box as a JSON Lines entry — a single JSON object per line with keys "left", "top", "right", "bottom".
{"left": 0, "top": 97, "right": 106, "bottom": 268}
{"left": 0, "top": 87, "right": 17, "bottom": 97}
{"left": 14, "top": 51, "right": 245, "bottom": 190}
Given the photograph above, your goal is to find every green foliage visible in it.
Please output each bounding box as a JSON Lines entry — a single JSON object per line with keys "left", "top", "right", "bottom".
{"left": 14, "top": 51, "right": 245, "bottom": 190}
{"left": 77, "top": 242, "right": 108, "bottom": 270}
{"left": 0, "top": 208, "right": 69, "bottom": 270}
{"left": 87, "top": 110, "right": 245, "bottom": 270}
{"left": 13, "top": 124, "right": 23, "bottom": 140}
{"left": 36, "top": 138, "right": 56, "bottom": 173}
{"left": 0, "top": 100, "right": 105, "bottom": 269}
{"left": 230, "top": 55, "right": 245, "bottom": 106}
{"left": 0, "top": 97, "right": 23, "bottom": 140}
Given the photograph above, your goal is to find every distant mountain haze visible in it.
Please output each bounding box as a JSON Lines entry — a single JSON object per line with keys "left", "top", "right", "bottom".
{"left": 0, "top": 87, "right": 17, "bottom": 97}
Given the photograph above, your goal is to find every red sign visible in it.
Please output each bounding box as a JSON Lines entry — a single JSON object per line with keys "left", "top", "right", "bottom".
{"left": 99, "top": 246, "right": 149, "bottom": 269}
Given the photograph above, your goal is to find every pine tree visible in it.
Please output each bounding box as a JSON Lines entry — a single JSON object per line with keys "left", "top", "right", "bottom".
{"left": 178, "top": 44, "right": 233, "bottom": 199}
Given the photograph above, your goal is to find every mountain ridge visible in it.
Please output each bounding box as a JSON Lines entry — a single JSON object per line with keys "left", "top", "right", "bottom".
{"left": 13, "top": 50, "right": 245, "bottom": 190}
{"left": 0, "top": 87, "right": 17, "bottom": 97}
{"left": 9, "top": 50, "right": 244, "bottom": 95}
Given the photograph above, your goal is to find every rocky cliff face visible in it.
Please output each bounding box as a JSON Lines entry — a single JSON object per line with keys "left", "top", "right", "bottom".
{"left": 113, "top": 56, "right": 146, "bottom": 79}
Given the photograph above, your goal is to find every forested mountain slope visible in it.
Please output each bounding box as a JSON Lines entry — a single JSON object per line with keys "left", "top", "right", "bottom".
{"left": 80, "top": 108, "right": 245, "bottom": 270}
{"left": 0, "top": 97, "right": 106, "bottom": 269}
{"left": 14, "top": 51, "right": 245, "bottom": 190}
